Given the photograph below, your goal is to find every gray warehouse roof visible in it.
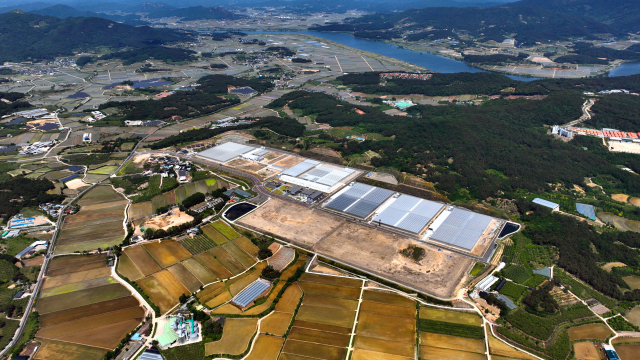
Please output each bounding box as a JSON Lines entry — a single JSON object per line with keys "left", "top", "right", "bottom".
{"left": 430, "top": 208, "right": 494, "bottom": 251}
{"left": 282, "top": 159, "right": 319, "bottom": 177}
{"left": 373, "top": 194, "right": 445, "bottom": 234}
{"left": 198, "top": 142, "right": 255, "bottom": 163}
{"left": 231, "top": 279, "right": 271, "bottom": 308}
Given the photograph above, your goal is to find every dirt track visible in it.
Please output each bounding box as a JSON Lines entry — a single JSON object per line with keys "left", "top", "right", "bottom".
{"left": 239, "top": 198, "right": 472, "bottom": 298}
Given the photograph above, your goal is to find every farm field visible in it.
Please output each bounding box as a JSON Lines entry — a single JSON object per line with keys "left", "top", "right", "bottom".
{"left": 195, "top": 252, "right": 233, "bottom": 279}
{"left": 129, "top": 202, "right": 154, "bottom": 220}
{"left": 181, "top": 258, "right": 217, "bottom": 285}
{"left": 211, "top": 220, "right": 240, "bottom": 239}
{"left": 167, "top": 263, "right": 202, "bottom": 293}
{"left": 35, "top": 255, "right": 142, "bottom": 359}
{"left": 259, "top": 283, "right": 303, "bottom": 336}
{"left": 567, "top": 323, "right": 613, "bottom": 341}
{"left": 180, "top": 235, "right": 217, "bottom": 255}
{"left": 117, "top": 253, "right": 145, "bottom": 281}
{"left": 298, "top": 281, "right": 361, "bottom": 300}
{"left": 55, "top": 186, "right": 127, "bottom": 254}
{"left": 233, "top": 237, "right": 260, "bottom": 257}
{"left": 487, "top": 332, "right": 537, "bottom": 360}
{"left": 221, "top": 241, "right": 256, "bottom": 268}
{"left": 420, "top": 333, "right": 485, "bottom": 354}
{"left": 623, "top": 276, "right": 640, "bottom": 290}
{"left": 573, "top": 342, "right": 600, "bottom": 360}
{"left": 143, "top": 240, "right": 191, "bottom": 268}
{"left": 419, "top": 307, "right": 483, "bottom": 326}
{"left": 202, "top": 224, "right": 228, "bottom": 245}
{"left": 244, "top": 335, "right": 283, "bottom": 360}
{"left": 626, "top": 306, "right": 640, "bottom": 327}
{"left": 614, "top": 344, "right": 640, "bottom": 360}
{"left": 209, "top": 247, "right": 245, "bottom": 275}
{"left": 204, "top": 318, "right": 258, "bottom": 356}
{"left": 137, "top": 276, "right": 178, "bottom": 314}
{"left": 419, "top": 345, "right": 486, "bottom": 360}
{"left": 154, "top": 270, "right": 189, "bottom": 301}
{"left": 123, "top": 246, "right": 161, "bottom": 276}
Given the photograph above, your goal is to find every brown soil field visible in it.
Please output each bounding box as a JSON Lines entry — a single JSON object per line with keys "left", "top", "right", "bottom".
{"left": 154, "top": 270, "right": 189, "bottom": 299}
{"left": 168, "top": 263, "right": 202, "bottom": 293}
{"left": 209, "top": 247, "right": 245, "bottom": 275}
{"left": 202, "top": 225, "right": 228, "bottom": 245}
{"left": 612, "top": 194, "right": 630, "bottom": 203}
{"left": 221, "top": 241, "right": 256, "bottom": 268}
{"left": 292, "top": 320, "right": 352, "bottom": 334}
{"left": 211, "top": 304, "right": 243, "bottom": 315}
{"left": 273, "top": 155, "right": 304, "bottom": 168}
{"left": 623, "top": 276, "right": 640, "bottom": 290}
{"left": 613, "top": 336, "right": 640, "bottom": 344}
{"left": 573, "top": 342, "right": 600, "bottom": 360}
{"left": 275, "top": 283, "right": 303, "bottom": 313}
{"left": 143, "top": 210, "right": 193, "bottom": 231}
{"left": 37, "top": 283, "right": 131, "bottom": 314}
{"left": 22, "top": 256, "right": 44, "bottom": 267}
{"left": 124, "top": 246, "right": 161, "bottom": 276}
{"left": 34, "top": 339, "right": 105, "bottom": 360}
{"left": 129, "top": 202, "right": 154, "bottom": 220}
{"left": 420, "top": 333, "right": 485, "bottom": 354}
{"left": 419, "top": 307, "right": 482, "bottom": 326}
{"left": 137, "top": 276, "right": 178, "bottom": 314}
{"left": 195, "top": 252, "right": 233, "bottom": 279}
{"left": 354, "top": 336, "right": 415, "bottom": 358}
{"left": 602, "top": 262, "right": 628, "bottom": 272}
{"left": 360, "top": 301, "right": 416, "bottom": 318}
{"left": 39, "top": 296, "right": 139, "bottom": 327}
{"left": 181, "top": 258, "right": 217, "bottom": 285}
{"left": 52, "top": 319, "right": 141, "bottom": 349}
{"left": 38, "top": 306, "right": 144, "bottom": 339}
{"left": 362, "top": 290, "right": 417, "bottom": 308}
{"left": 41, "top": 276, "right": 117, "bottom": 298}
{"left": 244, "top": 335, "right": 283, "bottom": 360}
{"left": 630, "top": 197, "right": 640, "bottom": 207}
{"left": 260, "top": 311, "right": 293, "bottom": 336}
{"left": 295, "top": 304, "right": 356, "bottom": 328}
{"left": 240, "top": 198, "right": 472, "bottom": 298}
{"left": 356, "top": 311, "right": 416, "bottom": 343}
{"left": 48, "top": 254, "right": 106, "bottom": 272}
{"left": 233, "top": 237, "right": 260, "bottom": 257}
{"left": 625, "top": 306, "right": 640, "bottom": 327}
{"left": 242, "top": 282, "right": 286, "bottom": 316}
{"left": 303, "top": 294, "right": 359, "bottom": 311}
{"left": 288, "top": 326, "right": 351, "bottom": 347}
{"left": 616, "top": 344, "right": 640, "bottom": 360}
{"left": 300, "top": 273, "right": 362, "bottom": 288}
{"left": 352, "top": 349, "right": 414, "bottom": 360}
{"left": 198, "top": 287, "right": 227, "bottom": 305}
{"left": 282, "top": 339, "right": 347, "bottom": 360}
{"left": 205, "top": 291, "right": 233, "bottom": 309}
{"left": 55, "top": 236, "right": 125, "bottom": 255}
{"left": 205, "top": 318, "right": 257, "bottom": 356}
{"left": 143, "top": 241, "right": 191, "bottom": 268}
{"left": 487, "top": 332, "right": 537, "bottom": 359}
{"left": 43, "top": 267, "right": 110, "bottom": 289}
{"left": 117, "top": 253, "right": 145, "bottom": 281}
{"left": 420, "top": 346, "right": 486, "bottom": 360}
{"left": 197, "top": 282, "right": 224, "bottom": 300}
{"left": 567, "top": 323, "right": 613, "bottom": 341}
{"left": 298, "top": 281, "right": 361, "bottom": 300}
{"left": 598, "top": 212, "right": 640, "bottom": 233}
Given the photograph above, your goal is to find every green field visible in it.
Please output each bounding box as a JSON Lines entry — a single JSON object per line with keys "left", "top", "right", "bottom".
{"left": 211, "top": 221, "right": 239, "bottom": 240}
{"left": 181, "top": 236, "right": 217, "bottom": 255}
{"left": 502, "top": 264, "right": 531, "bottom": 284}
{"left": 88, "top": 165, "right": 119, "bottom": 175}
{"left": 470, "top": 262, "right": 485, "bottom": 276}
{"left": 499, "top": 281, "right": 528, "bottom": 302}
{"left": 418, "top": 319, "right": 484, "bottom": 339}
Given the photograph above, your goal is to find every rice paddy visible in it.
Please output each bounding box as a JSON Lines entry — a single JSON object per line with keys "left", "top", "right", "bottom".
{"left": 211, "top": 220, "right": 240, "bottom": 239}
{"left": 567, "top": 323, "right": 613, "bottom": 341}
{"left": 180, "top": 235, "right": 217, "bottom": 255}
{"left": 244, "top": 335, "right": 284, "bottom": 360}
{"left": 204, "top": 318, "right": 258, "bottom": 356}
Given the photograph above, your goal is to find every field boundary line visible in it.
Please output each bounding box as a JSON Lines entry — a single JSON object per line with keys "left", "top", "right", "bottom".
{"left": 345, "top": 279, "right": 366, "bottom": 359}
{"left": 111, "top": 256, "right": 155, "bottom": 324}
{"left": 35, "top": 336, "right": 112, "bottom": 350}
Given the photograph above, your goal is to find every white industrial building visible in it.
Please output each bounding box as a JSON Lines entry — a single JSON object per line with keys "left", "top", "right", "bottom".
{"left": 279, "top": 160, "right": 357, "bottom": 193}
{"left": 12, "top": 108, "right": 49, "bottom": 119}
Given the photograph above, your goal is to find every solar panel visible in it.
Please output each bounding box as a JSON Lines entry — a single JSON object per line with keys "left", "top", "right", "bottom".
{"left": 344, "top": 183, "right": 374, "bottom": 198}
{"left": 397, "top": 213, "right": 430, "bottom": 233}
{"left": 430, "top": 209, "right": 493, "bottom": 250}
{"left": 389, "top": 195, "right": 421, "bottom": 210}
{"left": 373, "top": 207, "right": 407, "bottom": 226}
{"left": 413, "top": 200, "right": 446, "bottom": 220}
{"left": 232, "top": 279, "right": 271, "bottom": 308}
{"left": 362, "top": 188, "right": 394, "bottom": 204}
{"left": 326, "top": 194, "right": 359, "bottom": 211}
{"left": 346, "top": 200, "right": 380, "bottom": 218}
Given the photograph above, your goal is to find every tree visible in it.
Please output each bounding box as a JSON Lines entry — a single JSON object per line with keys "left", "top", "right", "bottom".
{"left": 261, "top": 265, "right": 280, "bottom": 280}
{"left": 258, "top": 248, "right": 272, "bottom": 260}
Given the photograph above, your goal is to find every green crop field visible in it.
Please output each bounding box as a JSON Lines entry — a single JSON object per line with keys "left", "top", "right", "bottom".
{"left": 211, "top": 221, "right": 239, "bottom": 240}
{"left": 181, "top": 236, "right": 217, "bottom": 255}
{"left": 499, "top": 281, "right": 528, "bottom": 302}
{"left": 470, "top": 262, "right": 485, "bottom": 276}
{"left": 502, "top": 264, "right": 531, "bottom": 284}
{"left": 418, "top": 319, "right": 484, "bottom": 339}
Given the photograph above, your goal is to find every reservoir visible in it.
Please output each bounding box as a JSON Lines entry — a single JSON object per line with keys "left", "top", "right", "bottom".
{"left": 224, "top": 202, "right": 257, "bottom": 221}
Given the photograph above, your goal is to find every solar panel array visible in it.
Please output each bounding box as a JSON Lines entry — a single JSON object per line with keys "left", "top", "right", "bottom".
{"left": 372, "top": 194, "right": 445, "bottom": 234}
{"left": 325, "top": 183, "right": 394, "bottom": 218}
{"left": 282, "top": 159, "right": 320, "bottom": 177}
{"left": 198, "top": 142, "right": 255, "bottom": 163}
{"left": 232, "top": 279, "right": 271, "bottom": 308}
{"left": 430, "top": 208, "right": 494, "bottom": 251}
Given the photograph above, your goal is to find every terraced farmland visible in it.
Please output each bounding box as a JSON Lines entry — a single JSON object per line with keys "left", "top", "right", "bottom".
{"left": 35, "top": 254, "right": 143, "bottom": 360}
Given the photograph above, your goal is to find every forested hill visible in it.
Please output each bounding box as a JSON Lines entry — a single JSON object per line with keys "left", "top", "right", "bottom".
{"left": 506, "top": 0, "right": 640, "bottom": 33}
{"left": 147, "top": 6, "right": 243, "bottom": 21}
{"left": 0, "top": 12, "right": 190, "bottom": 62}
{"left": 311, "top": 6, "right": 622, "bottom": 43}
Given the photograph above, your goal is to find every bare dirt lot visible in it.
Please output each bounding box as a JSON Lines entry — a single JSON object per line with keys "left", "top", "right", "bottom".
{"left": 139, "top": 209, "right": 193, "bottom": 232}
{"left": 273, "top": 155, "right": 304, "bottom": 168}
{"left": 239, "top": 198, "right": 472, "bottom": 298}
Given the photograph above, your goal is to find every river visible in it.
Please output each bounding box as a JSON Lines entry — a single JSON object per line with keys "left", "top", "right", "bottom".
{"left": 234, "top": 30, "right": 640, "bottom": 80}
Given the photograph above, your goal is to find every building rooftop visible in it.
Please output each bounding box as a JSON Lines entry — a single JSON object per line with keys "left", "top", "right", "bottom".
{"left": 575, "top": 203, "right": 596, "bottom": 220}
{"left": 231, "top": 279, "right": 271, "bottom": 308}
{"left": 532, "top": 198, "right": 559, "bottom": 210}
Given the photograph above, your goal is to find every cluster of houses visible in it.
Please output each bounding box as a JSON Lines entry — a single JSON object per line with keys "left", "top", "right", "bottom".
{"left": 18, "top": 141, "right": 56, "bottom": 155}
{"left": 145, "top": 156, "right": 192, "bottom": 182}
{"left": 190, "top": 196, "right": 224, "bottom": 213}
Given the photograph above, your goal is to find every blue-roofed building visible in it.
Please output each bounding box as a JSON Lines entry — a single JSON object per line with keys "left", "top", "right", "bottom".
{"left": 231, "top": 279, "right": 271, "bottom": 309}
{"left": 68, "top": 166, "right": 83, "bottom": 172}
{"left": 533, "top": 267, "right": 552, "bottom": 278}
{"left": 230, "top": 87, "right": 256, "bottom": 95}
{"left": 603, "top": 344, "right": 620, "bottom": 360}
{"left": 576, "top": 203, "right": 597, "bottom": 220}
{"left": 60, "top": 174, "right": 79, "bottom": 183}
{"left": 497, "top": 294, "right": 517, "bottom": 310}
{"left": 532, "top": 198, "right": 560, "bottom": 211}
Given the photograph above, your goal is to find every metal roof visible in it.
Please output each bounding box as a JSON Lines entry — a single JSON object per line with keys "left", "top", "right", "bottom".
{"left": 232, "top": 279, "right": 271, "bottom": 308}
{"left": 575, "top": 203, "right": 596, "bottom": 220}
{"left": 60, "top": 174, "right": 79, "bottom": 183}
{"left": 138, "top": 350, "right": 163, "bottom": 360}
{"left": 282, "top": 159, "right": 319, "bottom": 177}
{"left": 325, "top": 183, "right": 393, "bottom": 219}
{"left": 430, "top": 208, "right": 494, "bottom": 251}
{"left": 197, "top": 142, "right": 255, "bottom": 163}
{"left": 497, "top": 294, "right": 517, "bottom": 310}
{"left": 373, "top": 194, "right": 445, "bottom": 234}
{"left": 532, "top": 198, "right": 559, "bottom": 210}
